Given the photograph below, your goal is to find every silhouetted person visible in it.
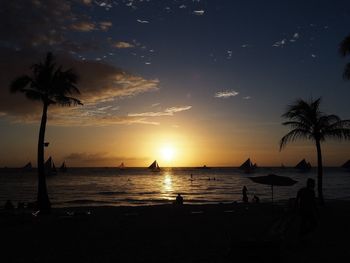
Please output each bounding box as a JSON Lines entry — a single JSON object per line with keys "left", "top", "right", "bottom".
{"left": 4, "top": 200, "right": 14, "bottom": 210}
{"left": 295, "top": 178, "right": 318, "bottom": 237}
{"left": 252, "top": 195, "right": 260, "bottom": 203}
{"left": 175, "top": 193, "right": 184, "bottom": 205}
{"left": 242, "top": 186, "right": 248, "bottom": 203}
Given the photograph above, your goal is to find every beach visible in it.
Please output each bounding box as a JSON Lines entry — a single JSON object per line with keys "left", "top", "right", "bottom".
{"left": 2, "top": 201, "right": 350, "bottom": 263}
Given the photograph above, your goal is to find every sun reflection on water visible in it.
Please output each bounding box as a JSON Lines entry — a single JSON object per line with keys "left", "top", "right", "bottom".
{"left": 162, "top": 172, "right": 173, "bottom": 199}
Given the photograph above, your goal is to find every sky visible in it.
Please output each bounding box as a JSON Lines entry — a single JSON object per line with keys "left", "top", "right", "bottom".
{"left": 0, "top": 0, "right": 350, "bottom": 167}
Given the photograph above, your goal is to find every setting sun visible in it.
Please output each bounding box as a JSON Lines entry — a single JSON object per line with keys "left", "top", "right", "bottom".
{"left": 160, "top": 146, "right": 175, "bottom": 162}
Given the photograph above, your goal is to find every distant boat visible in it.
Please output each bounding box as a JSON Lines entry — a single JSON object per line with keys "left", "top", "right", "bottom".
{"left": 148, "top": 160, "right": 161, "bottom": 172}
{"left": 59, "top": 161, "right": 67, "bottom": 173}
{"left": 239, "top": 158, "right": 256, "bottom": 173}
{"left": 118, "top": 162, "right": 125, "bottom": 169}
{"left": 22, "top": 162, "right": 32, "bottom": 171}
{"left": 341, "top": 160, "right": 350, "bottom": 169}
{"left": 295, "top": 159, "right": 311, "bottom": 172}
{"left": 45, "top": 157, "right": 57, "bottom": 176}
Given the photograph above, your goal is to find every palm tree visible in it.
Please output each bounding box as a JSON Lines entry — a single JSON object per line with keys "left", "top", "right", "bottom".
{"left": 10, "top": 52, "right": 82, "bottom": 213}
{"left": 279, "top": 98, "right": 350, "bottom": 204}
{"left": 339, "top": 34, "right": 350, "bottom": 80}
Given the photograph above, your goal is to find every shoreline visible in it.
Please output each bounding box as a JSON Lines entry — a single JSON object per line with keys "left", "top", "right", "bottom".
{"left": 2, "top": 200, "right": 350, "bottom": 262}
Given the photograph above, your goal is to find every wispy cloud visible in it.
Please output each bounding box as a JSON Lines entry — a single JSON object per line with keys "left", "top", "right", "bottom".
{"left": 99, "top": 21, "right": 112, "bottom": 31}
{"left": 113, "top": 41, "right": 134, "bottom": 49}
{"left": 193, "top": 10, "right": 205, "bottom": 16}
{"left": 215, "top": 90, "right": 239, "bottom": 98}
{"left": 272, "top": 39, "right": 286, "bottom": 47}
{"left": 289, "top": 32, "right": 300, "bottom": 42}
{"left": 128, "top": 106, "right": 192, "bottom": 117}
{"left": 137, "top": 19, "right": 150, "bottom": 24}
{"left": 0, "top": 50, "right": 160, "bottom": 126}
{"left": 70, "top": 21, "right": 96, "bottom": 32}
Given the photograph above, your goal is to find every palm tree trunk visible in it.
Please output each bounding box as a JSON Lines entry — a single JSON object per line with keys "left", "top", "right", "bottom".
{"left": 37, "top": 102, "right": 51, "bottom": 212}
{"left": 315, "top": 139, "right": 324, "bottom": 205}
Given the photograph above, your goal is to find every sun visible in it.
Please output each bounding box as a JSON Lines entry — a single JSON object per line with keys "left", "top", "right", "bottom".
{"left": 160, "top": 146, "right": 175, "bottom": 162}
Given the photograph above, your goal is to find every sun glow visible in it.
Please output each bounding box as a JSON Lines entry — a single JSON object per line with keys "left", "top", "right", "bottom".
{"left": 160, "top": 146, "right": 175, "bottom": 162}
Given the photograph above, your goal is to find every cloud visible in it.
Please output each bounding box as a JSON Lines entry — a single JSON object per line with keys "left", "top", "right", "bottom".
{"left": 70, "top": 21, "right": 96, "bottom": 32}
{"left": 0, "top": 0, "right": 110, "bottom": 50}
{"left": 214, "top": 90, "right": 239, "bottom": 98}
{"left": 128, "top": 106, "right": 192, "bottom": 117}
{"left": 243, "top": 96, "right": 252, "bottom": 100}
{"left": 272, "top": 39, "right": 286, "bottom": 47}
{"left": 137, "top": 19, "right": 150, "bottom": 24}
{"left": 99, "top": 21, "right": 112, "bottom": 31}
{"left": 193, "top": 10, "right": 205, "bottom": 15}
{"left": 81, "top": 0, "right": 92, "bottom": 5}
{"left": 0, "top": 49, "right": 159, "bottom": 126}
{"left": 241, "top": 44, "right": 252, "bottom": 48}
{"left": 289, "top": 32, "right": 300, "bottom": 42}
{"left": 114, "top": 41, "right": 134, "bottom": 49}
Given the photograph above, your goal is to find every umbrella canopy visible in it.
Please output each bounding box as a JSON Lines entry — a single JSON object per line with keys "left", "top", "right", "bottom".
{"left": 249, "top": 174, "right": 297, "bottom": 202}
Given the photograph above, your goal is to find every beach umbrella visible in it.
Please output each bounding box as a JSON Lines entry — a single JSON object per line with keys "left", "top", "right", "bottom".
{"left": 248, "top": 174, "right": 297, "bottom": 203}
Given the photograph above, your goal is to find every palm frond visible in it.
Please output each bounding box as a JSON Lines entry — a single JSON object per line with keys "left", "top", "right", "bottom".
{"left": 324, "top": 128, "right": 350, "bottom": 141}
{"left": 342, "top": 62, "right": 350, "bottom": 80}
{"left": 54, "top": 95, "right": 83, "bottom": 106}
{"left": 24, "top": 90, "right": 43, "bottom": 101}
{"left": 279, "top": 128, "right": 311, "bottom": 151}
{"left": 282, "top": 121, "right": 310, "bottom": 130}
{"left": 339, "top": 34, "right": 350, "bottom": 57}
{"left": 10, "top": 76, "right": 32, "bottom": 93}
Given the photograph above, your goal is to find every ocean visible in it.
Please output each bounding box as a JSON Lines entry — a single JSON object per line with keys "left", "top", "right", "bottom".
{"left": 1, "top": 167, "right": 350, "bottom": 207}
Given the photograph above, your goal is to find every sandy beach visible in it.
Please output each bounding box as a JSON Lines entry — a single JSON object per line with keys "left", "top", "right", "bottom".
{"left": 2, "top": 200, "right": 350, "bottom": 263}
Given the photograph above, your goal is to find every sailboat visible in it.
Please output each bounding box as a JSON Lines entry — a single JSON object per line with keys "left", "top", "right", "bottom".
{"left": 239, "top": 158, "right": 256, "bottom": 173}
{"left": 45, "top": 156, "right": 57, "bottom": 176}
{"left": 59, "top": 161, "right": 67, "bottom": 173}
{"left": 295, "top": 159, "right": 311, "bottom": 172}
{"left": 341, "top": 160, "right": 350, "bottom": 169}
{"left": 148, "top": 160, "right": 161, "bottom": 172}
{"left": 22, "top": 162, "right": 32, "bottom": 171}
{"left": 118, "top": 162, "right": 125, "bottom": 169}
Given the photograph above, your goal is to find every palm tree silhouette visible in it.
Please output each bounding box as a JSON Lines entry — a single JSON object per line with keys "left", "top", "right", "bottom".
{"left": 10, "top": 52, "right": 82, "bottom": 212}
{"left": 279, "top": 98, "right": 350, "bottom": 204}
{"left": 339, "top": 34, "right": 350, "bottom": 79}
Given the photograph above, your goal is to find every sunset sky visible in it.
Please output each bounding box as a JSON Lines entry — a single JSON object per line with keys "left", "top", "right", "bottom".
{"left": 1, "top": 0, "right": 350, "bottom": 167}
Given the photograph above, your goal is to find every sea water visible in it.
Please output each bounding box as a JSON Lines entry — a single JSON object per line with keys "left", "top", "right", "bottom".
{"left": 0, "top": 167, "right": 350, "bottom": 207}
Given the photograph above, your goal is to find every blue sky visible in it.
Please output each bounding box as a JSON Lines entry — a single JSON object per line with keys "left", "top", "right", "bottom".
{"left": 0, "top": 0, "right": 350, "bottom": 166}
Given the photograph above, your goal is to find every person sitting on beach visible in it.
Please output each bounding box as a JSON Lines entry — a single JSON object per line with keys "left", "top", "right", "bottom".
{"left": 175, "top": 193, "right": 184, "bottom": 205}
{"left": 295, "top": 178, "right": 319, "bottom": 237}
{"left": 242, "top": 186, "right": 248, "bottom": 203}
{"left": 252, "top": 195, "right": 260, "bottom": 203}
{"left": 4, "top": 200, "right": 14, "bottom": 210}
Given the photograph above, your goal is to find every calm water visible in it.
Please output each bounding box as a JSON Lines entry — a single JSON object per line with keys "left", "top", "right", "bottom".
{"left": 1, "top": 167, "right": 350, "bottom": 207}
